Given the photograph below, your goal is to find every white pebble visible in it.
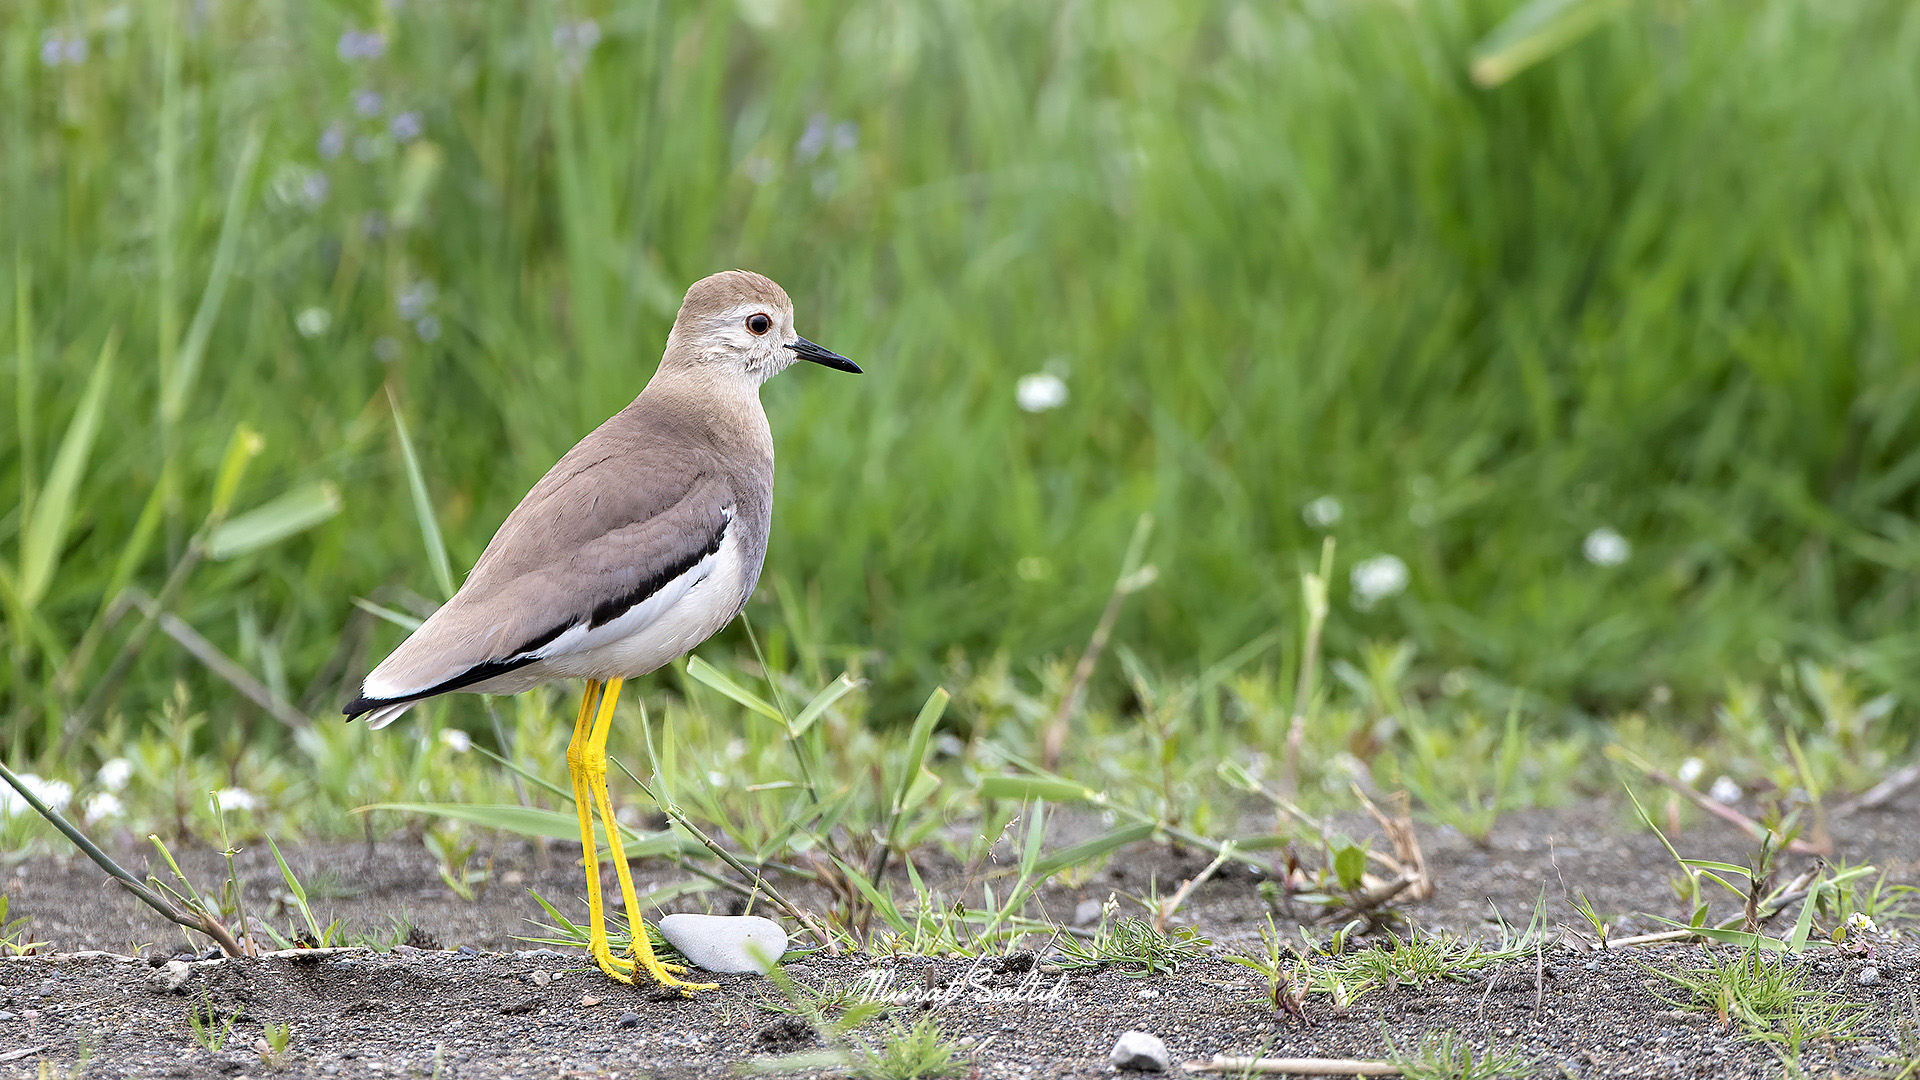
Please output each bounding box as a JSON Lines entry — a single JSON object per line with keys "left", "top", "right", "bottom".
{"left": 1109, "top": 1030, "right": 1170, "bottom": 1071}
{"left": 656, "top": 914, "right": 786, "bottom": 975}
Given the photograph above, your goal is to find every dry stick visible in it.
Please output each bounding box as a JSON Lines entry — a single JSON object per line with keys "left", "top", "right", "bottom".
{"left": 1353, "top": 787, "right": 1433, "bottom": 900}
{"left": 60, "top": 535, "right": 207, "bottom": 757}
{"left": 1183, "top": 1056, "right": 1399, "bottom": 1076}
{"left": 1041, "top": 513, "right": 1155, "bottom": 771}
{"left": 1155, "top": 844, "right": 1233, "bottom": 932}
{"left": 1833, "top": 760, "right": 1920, "bottom": 818}
{"left": 1281, "top": 538, "right": 1334, "bottom": 801}
{"left": 0, "top": 759, "right": 244, "bottom": 957}
{"left": 122, "top": 588, "right": 308, "bottom": 729}
{"left": 1622, "top": 754, "right": 1827, "bottom": 857}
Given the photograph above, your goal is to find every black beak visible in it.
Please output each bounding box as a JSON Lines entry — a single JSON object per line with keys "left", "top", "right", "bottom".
{"left": 786, "top": 336, "right": 861, "bottom": 374}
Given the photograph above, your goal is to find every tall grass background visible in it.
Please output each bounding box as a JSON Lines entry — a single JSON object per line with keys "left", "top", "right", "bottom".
{"left": 5, "top": 0, "right": 1920, "bottom": 760}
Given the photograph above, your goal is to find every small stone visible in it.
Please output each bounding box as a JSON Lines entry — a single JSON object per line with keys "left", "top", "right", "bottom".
{"left": 149, "top": 959, "right": 193, "bottom": 994}
{"left": 580, "top": 995, "right": 602, "bottom": 1008}
{"left": 1137, "top": 988, "right": 1160, "bottom": 999}
{"left": 656, "top": 914, "right": 787, "bottom": 974}
{"left": 616, "top": 1010, "right": 640, "bottom": 1028}
{"left": 516, "top": 948, "right": 567, "bottom": 960}
{"left": 1858, "top": 966, "right": 1883, "bottom": 986}
{"left": 530, "top": 970, "right": 552, "bottom": 987}
{"left": 1073, "top": 899, "right": 1104, "bottom": 926}
{"left": 0, "top": 1010, "right": 14, "bottom": 1021}
{"left": 1109, "top": 1030, "right": 1170, "bottom": 1071}
{"left": 455, "top": 944, "right": 481, "bottom": 959}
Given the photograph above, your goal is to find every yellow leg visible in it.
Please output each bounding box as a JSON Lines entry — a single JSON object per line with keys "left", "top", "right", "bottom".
{"left": 566, "top": 679, "right": 632, "bottom": 981}
{"left": 588, "top": 677, "right": 716, "bottom": 993}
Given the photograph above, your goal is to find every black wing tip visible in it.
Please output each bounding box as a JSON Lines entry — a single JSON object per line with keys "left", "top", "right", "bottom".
{"left": 342, "top": 695, "right": 378, "bottom": 719}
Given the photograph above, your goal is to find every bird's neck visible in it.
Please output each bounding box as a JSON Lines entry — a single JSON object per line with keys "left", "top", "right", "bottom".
{"left": 635, "top": 366, "right": 773, "bottom": 463}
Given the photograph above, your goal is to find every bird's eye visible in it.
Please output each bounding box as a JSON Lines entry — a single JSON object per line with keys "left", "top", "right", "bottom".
{"left": 746, "top": 313, "right": 772, "bottom": 335}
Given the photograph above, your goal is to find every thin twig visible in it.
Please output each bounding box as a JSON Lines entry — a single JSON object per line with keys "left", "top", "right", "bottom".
{"left": 1612, "top": 748, "right": 1826, "bottom": 857}
{"left": 1833, "top": 760, "right": 1920, "bottom": 818}
{"left": 123, "top": 588, "right": 308, "bottom": 729}
{"left": 1183, "top": 1056, "right": 1399, "bottom": 1076}
{"left": 1282, "top": 538, "right": 1334, "bottom": 801}
{"left": 1155, "top": 844, "right": 1232, "bottom": 932}
{"left": 1041, "top": 513, "right": 1154, "bottom": 771}
{"left": 0, "top": 759, "right": 243, "bottom": 956}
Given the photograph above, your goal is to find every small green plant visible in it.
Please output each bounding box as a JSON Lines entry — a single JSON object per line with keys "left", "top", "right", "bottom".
{"left": 851, "top": 1015, "right": 971, "bottom": 1080}
{"left": 423, "top": 824, "right": 488, "bottom": 902}
{"left": 257, "top": 1022, "right": 292, "bottom": 1067}
{"left": 186, "top": 988, "right": 241, "bottom": 1052}
{"left": 1055, "top": 915, "right": 1207, "bottom": 975}
{"left": 1221, "top": 916, "right": 1307, "bottom": 1021}
{"left": 1649, "top": 946, "right": 1865, "bottom": 1054}
{"left": 1307, "top": 931, "right": 1524, "bottom": 1005}
{"left": 0, "top": 894, "right": 49, "bottom": 956}
{"left": 1388, "top": 1029, "right": 1533, "bottom": 1080}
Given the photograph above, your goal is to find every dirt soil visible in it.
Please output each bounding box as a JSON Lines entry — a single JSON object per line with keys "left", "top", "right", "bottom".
{"left": 4, "top": 792, "right": 1918, "bottom": 1079}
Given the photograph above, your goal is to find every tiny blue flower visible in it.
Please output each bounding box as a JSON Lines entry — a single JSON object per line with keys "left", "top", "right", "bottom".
{"left": 390, "top": 111, "right": 422, "bottom": 141}
{"left": 795, "top": 113, "right": 830, "bottom": 162}
{"left": 319, "top": 123, "right": 348, "bottom": 160}
{"left": 354, "top": 89, "right": 384, "bottom": 117}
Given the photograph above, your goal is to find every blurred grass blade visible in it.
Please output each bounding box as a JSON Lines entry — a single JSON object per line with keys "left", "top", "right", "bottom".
{"left": 162, "top": 124, "right": 264, "bottom": 425}
{"left": 20, "top": 329, "right": 117, "bottom": 608}
{"left": 1031, "top": 822, "right": 1154, "bottom": 879}
{"left": 976, "top": 775, "right": 1094, "bottom": 804}
{"left": 1470, "top": 0, "right": 1634, "bottom": 88}
{"left": 387, "top": 388, "right": 455, "bottom": 599}
{"left": 685, "top": 655, "right": 784, "bottom": 724}
{"left": 206, "top": 483, "right": 342, "bottom": 560}
{"left": 790, "top": 672, "right": 861, "bottom": 737}
{"left": 362, "top": 802, "right": 695, "bottom": 857}
{"left": 350, "top": 596, "right": 425, "bottom": 633}
{"left": 891, "top": 687, "right": 948, "bottom": 816}
{"left": 208, "top": 424, "right": 265, "bottom": 524}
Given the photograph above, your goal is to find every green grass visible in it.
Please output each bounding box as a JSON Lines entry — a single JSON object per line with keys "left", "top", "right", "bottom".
{"left": 6, "top": 0, "right": 1920, "bottom": 764}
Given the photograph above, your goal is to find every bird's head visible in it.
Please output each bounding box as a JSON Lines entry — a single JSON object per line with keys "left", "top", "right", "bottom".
{"left": 665, "top": 270, "right": 859, "bottom": 384}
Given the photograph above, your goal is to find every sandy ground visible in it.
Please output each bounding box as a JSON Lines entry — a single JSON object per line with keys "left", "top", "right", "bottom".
{"left": 3, "top": 792, "right": 1917, "bottom": 1078}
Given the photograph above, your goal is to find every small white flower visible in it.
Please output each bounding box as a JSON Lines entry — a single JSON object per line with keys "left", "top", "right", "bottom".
{"left": 1847, "top": 912, "right": 1877, "bottom": 935}
{"left": 1350, "top": 554, "right": 1409, "bottom": 610}
{"left": 85, "top": 792, "right": 123, "bottom": 820}
{"left": 97, "top": 757, "right": 134, "bottom": 792}
{"left": 295, "top": 307, "right": 332, "bottom": 338}
{"left": 414, "top": 315, "right": 441, "bottom": 342}
{"left": 1676, "top": 757, "right": 1705, "bottom": 786}
{"left": 1583, "top": 526, "right": 1631, "bottom": 567}
{"left": 1302, "top": 495, "right": 1343, "bottom": 529}
{"left": 214, "top": 787, "right": 257, "bottom": 812}
{"left": 1708, "top": 776, "right": 1741, "bottom": 804}
{"left": 1015, "top": 373, "right": 1068, "bottom": 413}
{"left": 40, "top": 34, "right": 64, "bottom": 67}
{"left": 438, "top": 729, "right": 471, "bottom": 753}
